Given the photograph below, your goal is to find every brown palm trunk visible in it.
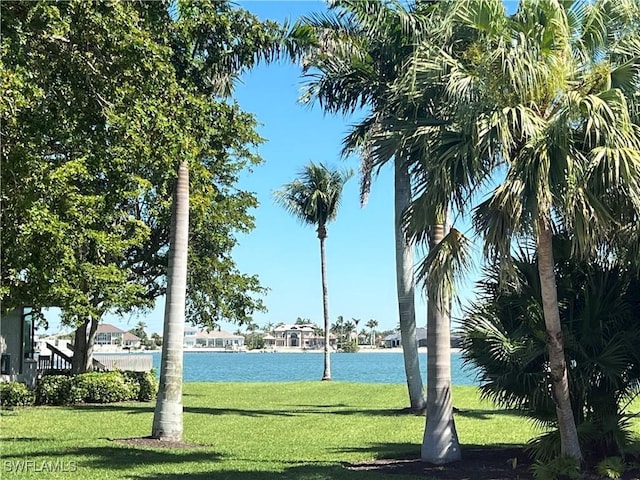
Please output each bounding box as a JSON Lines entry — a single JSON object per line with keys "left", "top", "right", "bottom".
{"left": 422, "top": 222, "right": 461, "bottom": 464}
{"left": 395, "top": 159, "right": 426, "bottom": 411}
{"left": 319, "top": 225, "right": 332, "bottom": 381}
{"left": 153, "top": 160, "right": 189, "bottom": 441}
{"left": 536, "top": 219, "right": 582, "bottom": 461}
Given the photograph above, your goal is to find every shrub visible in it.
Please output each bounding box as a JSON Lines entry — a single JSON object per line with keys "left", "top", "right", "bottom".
{"left": 123, "top": 370, "right": 158, "bottom": 401}
{"left": 35, "top": 370, "right": 157, "bottom": 405}
{"left": 0, "top": 382, "right": 35, "bottom": 407}
{"left": 35, "top": 374, "right": 85, "bottom": 405}
{"left": 75, "top": 371, "right": 133, "bottom": 403}
{"left": 531, "top": 455, "right": 581, "bottom": 480}
{"left": 596, "top": 457, "right": 626, "bottom": 479}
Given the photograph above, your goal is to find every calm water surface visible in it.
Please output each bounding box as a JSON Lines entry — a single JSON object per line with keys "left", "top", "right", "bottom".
{"left": 148, "top": 351, "right": 479, "bottom": 385}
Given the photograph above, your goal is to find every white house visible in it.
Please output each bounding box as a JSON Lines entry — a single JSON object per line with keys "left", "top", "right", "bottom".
{"left": 383, "top": 327, "right": 427, "bottom": 348}
{"left": 184, "top": 327, "right": 244, "bottom": 351}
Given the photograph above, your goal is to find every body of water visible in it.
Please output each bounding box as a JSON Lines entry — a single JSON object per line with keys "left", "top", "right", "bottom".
{"left": 147, "top": 351, "right": 479, "bottom": 385}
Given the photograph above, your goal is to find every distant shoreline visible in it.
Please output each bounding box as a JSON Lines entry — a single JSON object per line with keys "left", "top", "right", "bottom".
{"left": 176, "top": 346, "right": 462, "bottom": 354}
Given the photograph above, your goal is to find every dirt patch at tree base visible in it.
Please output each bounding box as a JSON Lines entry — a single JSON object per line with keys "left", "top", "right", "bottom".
{"left": 112, "top": 436, "right": 205, "bottom": 449}
{"left": 346, "top": 446, "right": 640, "bottom": 480}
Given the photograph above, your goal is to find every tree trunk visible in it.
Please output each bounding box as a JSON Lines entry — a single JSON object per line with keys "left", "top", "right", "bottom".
{"left": 394, "top": 159, "right": 426, "bottom": 412}
{"left": 71, "top": 317, "right": 99, "bottom": 374}
{"left": 319, "top": 226, "right": 332, "bottom": 381}
{"left": 71, "top": 320, "right": 88, "bottom": 374}
{"left": 422, "top": 222, "right": 461, "bottom": 464}
{"left": 536, "top": 219, "right": 582, "bottom": 462}
{"left": 152, "top": 160, "right": 189, "bottom": 442}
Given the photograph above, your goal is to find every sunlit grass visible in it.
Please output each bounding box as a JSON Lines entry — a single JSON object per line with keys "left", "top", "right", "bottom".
{"left": 2, "top": 383, "right": 637, "bottom": 479}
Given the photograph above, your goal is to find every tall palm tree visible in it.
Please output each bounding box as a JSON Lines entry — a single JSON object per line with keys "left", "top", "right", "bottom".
{"left": 152, "top": 160, "right": 189, "bottom": 441}
{"left": 300, "top": 0, "right": 428, "bottom": 412}
{"left": 274, "top": 162, "right": 352, "bottom": 380}
{"left": 395, "top": 0, "right": 640, "bottom": 461}
{"left": 151, "top": 0, "right": 307, "bottom": 442}
{"left": 366, "top": 318, "right": 378, "bottom": 347}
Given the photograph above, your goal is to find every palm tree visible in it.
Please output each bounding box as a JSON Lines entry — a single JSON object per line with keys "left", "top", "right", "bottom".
{"left": 396, "top": 0, "right": 640, "bottom": 461}
{"left": 274, "top": 162, "right": 352, "bottom": 380}
{"left": 152, "top": 160, "right": 189, "bottom": 441}
{"left": 461, "top": 237, "right": 640, "bottom": 461}
{"left": 300, "top": 0, "right": 428, "bottom": 413}
{"left": 366, "top": 318, "right": 378, "bottom": 347}
{"left": 151, "top": 0, "right": 307, "bottom": 442}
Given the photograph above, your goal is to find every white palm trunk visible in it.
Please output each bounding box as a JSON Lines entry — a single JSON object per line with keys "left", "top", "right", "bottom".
{"left": 394, "top": 160, "right": 426, "bottom": 411}
{"left": 422, "top": 222, "right": 461, "bottom": 464}
{"left": 536, "top": 219, "right": 582, "bottom": 461}
{"left": 152, "top": 160, "right": 189, "bottom": 442}
{"left": 319, "top": 225, "right": 332, "bottom": 381}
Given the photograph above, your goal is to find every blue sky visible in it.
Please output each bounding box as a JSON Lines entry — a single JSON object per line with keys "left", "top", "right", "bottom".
{"left": 44, "top": 0, "right": 486, "bottom": 336}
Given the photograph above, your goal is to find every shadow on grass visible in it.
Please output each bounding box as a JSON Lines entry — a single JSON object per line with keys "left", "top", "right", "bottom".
{"left": 330, "top": 441, "right": 420, "bottom": 460}
{"left": 2, "top": 444, "right": 223, "bottom": 469}
{"left": 129, "top": 463, "right": 414, "bottom": 480}
{"left": 454, "top": 408, "right": 527, "bottom": 420}
{"left": 61, "top": 403, "right": 155, "bottom": 414}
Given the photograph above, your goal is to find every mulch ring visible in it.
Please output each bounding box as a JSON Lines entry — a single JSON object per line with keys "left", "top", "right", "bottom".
{"left": 112, "top": 436, "right": 205, "bottom": 449}
{"left": 347, "top": 446, "right": 534, "bottom": 480}
{"left": 346, "top": 446, "right": 640, "bottom": 480}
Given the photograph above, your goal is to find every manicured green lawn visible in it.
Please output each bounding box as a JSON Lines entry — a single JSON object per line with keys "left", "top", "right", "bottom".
{"left": 2, "top": 383, "right": 639, "bottom": 479}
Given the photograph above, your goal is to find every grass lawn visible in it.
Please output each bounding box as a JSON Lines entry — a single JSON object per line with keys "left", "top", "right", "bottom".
{"left": 2, "top": 383, "right": 639, "bottom": 479}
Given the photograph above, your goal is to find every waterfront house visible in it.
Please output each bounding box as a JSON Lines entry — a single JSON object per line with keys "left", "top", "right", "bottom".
{"left": 184, "top": 327, "right": 245, "bottom": 351}
{"left": 383, "top": 327, "right": 428, "bottom": 348}
{"left": 273, "top": 324, "right": 329, "bottom": 349}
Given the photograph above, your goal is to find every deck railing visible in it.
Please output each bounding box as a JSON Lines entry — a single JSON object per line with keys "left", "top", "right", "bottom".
{"left": 38, "top": 343, "right": 151, "bottom": 373}
{"left": 93, "top": 354, "right": 153, "bottom": 372}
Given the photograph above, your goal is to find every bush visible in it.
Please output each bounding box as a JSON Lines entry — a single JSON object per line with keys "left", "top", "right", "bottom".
{"left": 75, "top": 371, "right": 133, "bottom": 403}
{"left": 123, "top": 370, "right": 158, "bottom": 401}
{"left": 531, "top": 456, "right": 581, "bottom": 480}
{"left": 35, "top": 370, "right": 157, "bottom": 405}
{"left": 35, "top": 375, "right": 85, "bottom": 405}
{"left": 0, "top": 382, "right": 35, "bottom": 407}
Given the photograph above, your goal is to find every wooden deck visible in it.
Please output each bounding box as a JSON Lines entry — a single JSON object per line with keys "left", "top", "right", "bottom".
{"left": 38, "top": 343, "right": 153, "bottom": 373}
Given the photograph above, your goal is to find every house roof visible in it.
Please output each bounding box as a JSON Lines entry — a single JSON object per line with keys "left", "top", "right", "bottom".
{"left": 274, "top": 324, "right": 316, "bottom": 332}
{"left": 194, "top": 329, "right": 243, "bottom": 340}
{"left": 96, "top": 323, "right": 125, "bottom": 334}
{"left": 122, "top": 332, "right": 140, "bottom": 341}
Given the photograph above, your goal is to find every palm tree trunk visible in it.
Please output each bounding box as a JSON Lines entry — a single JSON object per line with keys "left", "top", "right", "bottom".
{"left": 394, "top": 159, "right": 426, "bottom": 412}
{"left": 152, "top": 160, "right": 189, "bottom": 442}
{"left": 319, "top": 227, "right": 332, "bottom": 381}
{"left": 422, "top": 222, "right": 461, "bottom": 464}
{"left": 536, "top": 219, "right": 582, "bottom": 461}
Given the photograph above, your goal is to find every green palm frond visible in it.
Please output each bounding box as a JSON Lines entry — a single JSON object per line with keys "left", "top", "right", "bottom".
{"left": 273, "top": 162, "right": 353, "bottom": 234}
{"left": 415, "top": 227, "right": 474, "bottom": 304}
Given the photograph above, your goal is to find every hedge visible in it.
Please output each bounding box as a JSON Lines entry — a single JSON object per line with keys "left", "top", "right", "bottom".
{"left": 0, "top": 382, "right": 35, "bottom": 407}
{"left": 33, "top": 369, "right": 158, "bottom": 406}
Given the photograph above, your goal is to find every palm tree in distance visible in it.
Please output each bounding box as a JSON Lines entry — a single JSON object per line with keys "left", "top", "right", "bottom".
{"left": 366, "top": 318, "right": 378, "bottom": 347}
{"left": 274, "top": 162, "right": 352, "bottom": 380}
{"left": 300, "top": 0, "right": 428, "bottom": 413}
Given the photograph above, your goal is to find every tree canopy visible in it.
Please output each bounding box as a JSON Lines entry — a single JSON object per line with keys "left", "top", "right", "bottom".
{"left": 1, "top": 0, "right": 276, "bottom": 328}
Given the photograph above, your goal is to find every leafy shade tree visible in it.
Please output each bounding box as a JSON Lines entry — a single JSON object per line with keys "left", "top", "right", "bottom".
{"left": 0, "top": 1, "right": 180, "bottom": 372}
{"left": 299, "top": 0, "right": 428, "bottom": 411}
{"left": 461, "top": 237, "right": 640, "bottom": 461}
{"left": 275, "top": 162, "right": 352, "bottom": 380}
